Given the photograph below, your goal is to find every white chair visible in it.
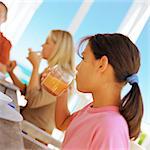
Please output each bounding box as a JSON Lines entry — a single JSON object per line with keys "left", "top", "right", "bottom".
{"left": 130, "top": 141, "right": 145, "bottom": 150}
{"left": 21, "top": 120, "right": 61, "bottom": 149}
{"left": 141, "top": 135, "right": 150, "bottom": 150}
{"left": 22, "top": 133, "right": 53, "bottom": 150}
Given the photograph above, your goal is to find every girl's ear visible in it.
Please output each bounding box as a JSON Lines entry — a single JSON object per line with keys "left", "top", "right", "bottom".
{"left": 98, "top": 55, "right": 109, "bottom": 72}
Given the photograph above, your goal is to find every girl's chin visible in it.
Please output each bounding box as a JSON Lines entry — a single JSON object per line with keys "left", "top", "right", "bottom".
{"left": 76, "top": 85, "right": 81, "bottom": 91}
{"left": 77, "top": 86, "right": 86, "bottom": 93}
{"left": 42, "top": 56, "right": 47, "bottom": 59}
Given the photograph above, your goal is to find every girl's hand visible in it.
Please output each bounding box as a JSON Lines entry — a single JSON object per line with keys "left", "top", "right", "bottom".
{"left": 41, "top": 72, "right": 48, "bottom": 82}
{"left": 41, "top": 65, "right": 64, "bottom": 83}
{"left": 41, "top": 67, "right": 51, "bottom": 82}
{"left": 41, "top": 66, "right": 56, "bottom": 82}
{"left": 27, "top": 48, "right": 41, "bottom": 68}
{"left": 7, "top": 61, "right": 17, "bottom": 73}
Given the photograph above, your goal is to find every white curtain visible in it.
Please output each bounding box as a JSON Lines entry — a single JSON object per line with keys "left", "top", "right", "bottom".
{"left": 1, "top": 0, "right": 43, "bottom": 45}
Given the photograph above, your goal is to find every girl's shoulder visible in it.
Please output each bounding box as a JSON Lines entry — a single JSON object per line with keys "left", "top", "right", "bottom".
{"left": 99, "top": 111, "right": 128, "bottom": 132}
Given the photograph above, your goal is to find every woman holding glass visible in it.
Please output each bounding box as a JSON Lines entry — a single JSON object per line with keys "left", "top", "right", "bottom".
{"left": 7, "top": 30, "right": 75, "bottom": 134}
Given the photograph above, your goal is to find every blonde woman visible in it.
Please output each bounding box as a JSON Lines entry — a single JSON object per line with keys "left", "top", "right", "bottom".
{"left": 7, "top": 30, "right": 75, "bottom": 134}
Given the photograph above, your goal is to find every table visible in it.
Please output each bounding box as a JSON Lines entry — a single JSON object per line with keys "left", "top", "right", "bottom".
{"left": 0, "top": 80, "right": 60, "bottom": 150}
{"left": 0, "top": 82, "right": 24, "bottom": 150}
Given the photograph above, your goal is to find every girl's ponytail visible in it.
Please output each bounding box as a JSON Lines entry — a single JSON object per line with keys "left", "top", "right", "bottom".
{"left": 120, "top": 82, "right": 143, "bottom": 140}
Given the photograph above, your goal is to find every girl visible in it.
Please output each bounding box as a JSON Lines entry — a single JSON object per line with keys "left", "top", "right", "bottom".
{"left": 7, "top": 30, "right": 75, "bottom": 134}
{"left": 51, "top": 33, "right": 143, "bottom": 149}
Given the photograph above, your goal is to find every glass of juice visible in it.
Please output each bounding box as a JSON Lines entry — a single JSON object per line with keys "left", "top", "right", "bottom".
{"left": 41, "top": 65, "right": 74, "bottom": 96}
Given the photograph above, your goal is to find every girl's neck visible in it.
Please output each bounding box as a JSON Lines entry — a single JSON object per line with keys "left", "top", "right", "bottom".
{"left": 92, "top": 83, "right": 121, "bottom": 108}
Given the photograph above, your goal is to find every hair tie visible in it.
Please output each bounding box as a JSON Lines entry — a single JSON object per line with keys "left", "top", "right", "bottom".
{"left": 127, "top": 74, "right": 139, "bottom": 85}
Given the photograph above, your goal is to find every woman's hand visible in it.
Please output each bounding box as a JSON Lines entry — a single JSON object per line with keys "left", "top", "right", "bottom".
{"left": 27, "top": 48, "right": 41, "bottom": 68}
{"left": 7, "top": 61, "right": 17, "bottom": 73}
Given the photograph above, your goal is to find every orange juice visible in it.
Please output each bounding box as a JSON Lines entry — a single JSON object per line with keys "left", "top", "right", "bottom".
{"left": 42, "top": 74, "right": 68, "bottom": 96}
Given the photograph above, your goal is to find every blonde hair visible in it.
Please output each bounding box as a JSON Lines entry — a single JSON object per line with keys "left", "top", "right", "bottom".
{"left": 47, "top": 30, "right": 75, "bottom": 74}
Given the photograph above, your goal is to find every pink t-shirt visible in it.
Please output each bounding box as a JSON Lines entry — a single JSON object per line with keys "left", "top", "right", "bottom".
{"left": 62, "top": 103, "right": 130, "bottom": 150}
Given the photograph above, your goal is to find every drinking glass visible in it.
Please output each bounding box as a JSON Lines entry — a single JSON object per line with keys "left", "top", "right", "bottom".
{"left": 42, "top": 65, "right": 74, "bottom": 96}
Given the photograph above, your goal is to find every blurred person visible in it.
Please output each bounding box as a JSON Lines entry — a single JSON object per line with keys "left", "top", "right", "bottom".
{"left": 0, "top": 2, "right": 11, "bottom": 73}
{"left": 7, "top": 30, "right": 75, "bottom": 134}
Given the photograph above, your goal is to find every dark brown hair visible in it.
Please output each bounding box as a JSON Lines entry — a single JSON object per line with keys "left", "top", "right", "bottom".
{"left": 78, "top": 33, "right": 143, "bottom": 140}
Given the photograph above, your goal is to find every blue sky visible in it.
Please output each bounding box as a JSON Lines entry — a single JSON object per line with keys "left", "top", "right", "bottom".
{"left": 74, "top": 0, "right": 132, "bottom": 40}
{"left": 11, "top": 0, "right": 133, "bottom": 69}
{"left": 137, "top": 18, "right": 150, "bottom": 123}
